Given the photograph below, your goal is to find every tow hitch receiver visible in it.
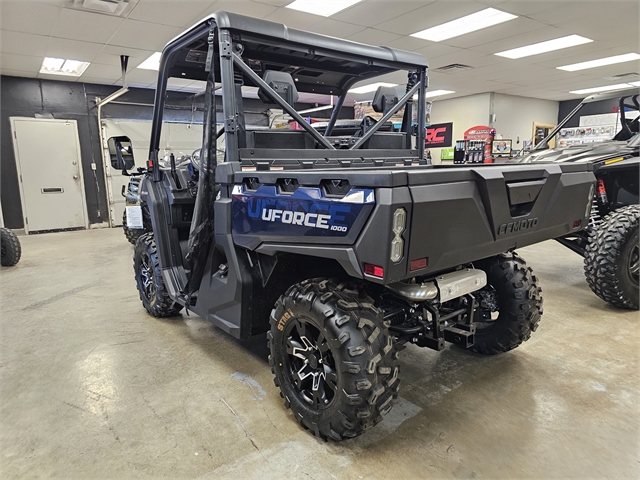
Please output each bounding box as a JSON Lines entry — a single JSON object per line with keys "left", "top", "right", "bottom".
{"left": 417, "top": 294, "right": 478, "bottom": 351}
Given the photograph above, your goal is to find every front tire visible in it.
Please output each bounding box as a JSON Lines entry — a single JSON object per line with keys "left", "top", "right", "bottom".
{"left": 470, "top": 253, "right": 543, "bottom": 355}
{"left": 584, "top": 205, "right": 639, "bottom": 310}
{"left": 0, "top": 228, "right": 21, "bottom": 267}
{"left": 268, "top": 279, "right": 399, "bottom": 441}
{"left": 133, "top": 233, "right": 183, "bottom": 317}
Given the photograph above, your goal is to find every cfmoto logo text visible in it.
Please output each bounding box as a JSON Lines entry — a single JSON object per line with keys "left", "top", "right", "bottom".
{"left": 497, "top": 217, "right": 538, "bottom": 235}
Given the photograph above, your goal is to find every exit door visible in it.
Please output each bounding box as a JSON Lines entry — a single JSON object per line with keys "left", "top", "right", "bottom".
{"left": 10, "top": 118, "right": 88, "bottom": 233}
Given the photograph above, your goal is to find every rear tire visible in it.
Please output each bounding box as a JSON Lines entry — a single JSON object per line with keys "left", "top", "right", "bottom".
{"left": 133, "top": 233, "right": 183, "bottom": 317}
{"left": 470, "top": 253, "right": 543, "bottom": 355}
{"left": 584, "top": 205, "right": 639, "bottom": 310}
{"left": 0, "top": 228, "right": 21, "bottom": 267}
{"left": 268, "top": 278, "right": 399, "bottom": 441}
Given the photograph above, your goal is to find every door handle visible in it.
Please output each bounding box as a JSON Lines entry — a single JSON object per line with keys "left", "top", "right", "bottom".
{"left": 73, "top": 175, "right": 79, "bottom": 180}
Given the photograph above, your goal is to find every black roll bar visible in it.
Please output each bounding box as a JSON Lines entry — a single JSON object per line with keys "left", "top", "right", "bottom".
{"left": 231, "top": 52, "right": 335, "bottom": 150}
{"left": 350, "top": 82, "right": 421, "bottom": 150}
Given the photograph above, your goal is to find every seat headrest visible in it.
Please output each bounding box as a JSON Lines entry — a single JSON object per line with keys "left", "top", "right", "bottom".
{"left": 258, "top": 70, "right": 299, "bottom": 106}
{"left": 372, "top": 86, "right": 399, "bottom": 114}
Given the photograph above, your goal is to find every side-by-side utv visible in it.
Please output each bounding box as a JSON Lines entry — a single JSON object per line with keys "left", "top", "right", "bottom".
{"left": 116, "top": 12, "right": 596, "bottom": 440}
{"left": 519, "top": 90, "right": 639, "bottom": 309}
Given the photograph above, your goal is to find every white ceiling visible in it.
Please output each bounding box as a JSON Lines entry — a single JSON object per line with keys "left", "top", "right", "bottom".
{"left": 1, "top": 0, "right": 639, "bottom": 102}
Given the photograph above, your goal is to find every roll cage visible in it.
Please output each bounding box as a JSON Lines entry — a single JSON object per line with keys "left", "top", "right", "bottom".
{"left": 147, "top": 11, "right": 429, "bottom": 182}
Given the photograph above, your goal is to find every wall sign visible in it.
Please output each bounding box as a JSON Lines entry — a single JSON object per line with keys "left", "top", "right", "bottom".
{"left": 425, "top": 122, "right": 453, "bottom": 147}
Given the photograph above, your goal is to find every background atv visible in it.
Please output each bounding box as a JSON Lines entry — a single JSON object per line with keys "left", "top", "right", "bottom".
{"left": 121, "top": 172, "right": 151, "bottom": 245}
{"left": 118, "top": 11, "right": 595, "bottom": 441}
{"left": 0, "top": 203, "right": 21, "bottom": 266}
{"left": 521, "top": 91, "right": 639, "bottom": 309}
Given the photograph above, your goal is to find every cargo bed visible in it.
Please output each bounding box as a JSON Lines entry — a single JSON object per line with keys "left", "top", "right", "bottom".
{"left": 223, "top": 162, "right": 595, "bottom": 283}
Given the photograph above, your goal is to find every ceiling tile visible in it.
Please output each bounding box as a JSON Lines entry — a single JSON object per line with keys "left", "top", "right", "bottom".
{"left": 123, "top": 68, "right": 161, "bottom": 85}
{"left": 332, "top": 0, "right": 430, "bottom": 27}
{"left": 97, "top": 45, "right": 158, "bottom": 68}
{"left": 492, "top": 0, "right": 558, "bottom": 17}
{"left": 46, "top": 37, "right": 104, "bottom": 62}
{"left": 441, "top": 17, "right": 548, "bottom": 49}
{"left": 305, "top": 19, "right": 366, "bottom": 39}
{"left": 127, "top": 0, "right": 214, "bottom": 28}
{"left": 0, "top": 53, "right": 44, "bottom": 73}
{"left": 0, "top": 1, "right": 61, "bottom": 35}
{"left": 109, "top": 19, "right": 184, "bottom": 51}
{"left": 345, "top": 28, "right": 402, "bottom": 46}
{"left": 0, "top": 69, "right": 37, "bottom": 78}
{"left": 252, "top": 0, "right": 293, "bottom": 6}
{"left": 465, "top": 25, "right": 564, "bottom": 55}
{"left": 38, "top": 71, "right": 80, "bottom": 82}
{"left": 0, "top": 31, "right": 50, "bottom": 57}
{"left": 80, "top": 76, "right": 118, "bottom": 86}
{"left": 373, "top": 1, "right": 494, "bottom": 35}
{"left": 263, "top": 7, "right": 321, "bottom": 30}
{"left": 532, "top": 46, "right": 640, "bottom": 68}
{"left": 385, "top": 35, "right": 436, "bottom": 53}
{"left": 81, "top": 63, "right": 125, "bottom": 81}
{"left": 51, "top": 8, "right": 124, "bottom": 43}
{"left": 203, "top": 0, "right": 278, "bottom": 19}
{"left": 413, "top": 43, "right": 461, "bottom": 61}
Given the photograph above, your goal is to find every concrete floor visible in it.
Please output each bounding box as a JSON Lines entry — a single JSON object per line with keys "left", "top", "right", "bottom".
{"left": 1, "top": 228, "right": 638, "bottom": 478}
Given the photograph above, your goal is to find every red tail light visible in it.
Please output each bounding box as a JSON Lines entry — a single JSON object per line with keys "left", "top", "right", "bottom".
{"left": 364, "top": 263, "right": 384, "bottom": 278}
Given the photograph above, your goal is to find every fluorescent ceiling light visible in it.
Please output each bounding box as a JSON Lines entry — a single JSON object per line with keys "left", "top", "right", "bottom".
{"left": 286, "top": 0, "right": 363, "bottom": 17}
{"left": 569, "top": 83, "right": 640, "bottom": 95}
{"left": 349, "top": 82, "right": 397, "bottom": 94}
{"left": 557, "top": 53, "right": 640, "bottom": 71}
{"left": 137, "top": 52, "right": 162, "bottom": 70}
{"left": 414, "top": 90, "right": 456, "bottom": 99}
{"left": 39, "top": 57, "right": 90, "bottom": 77}
{"left": 411, "top": 8, "right": 517, "bottom": 42}
{"left": 496, "top": 35, "right": 592, "bottom": 59}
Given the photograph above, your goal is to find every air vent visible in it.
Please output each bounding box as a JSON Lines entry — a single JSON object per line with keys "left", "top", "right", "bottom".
{"left": 603, "top": 72, "right": 639, "bottom": 81}
{"left": 69, "top": 0, "right": 137, "bottom": 16}
{"left": 434, "top": 64, "right": 473, "bottom": 74}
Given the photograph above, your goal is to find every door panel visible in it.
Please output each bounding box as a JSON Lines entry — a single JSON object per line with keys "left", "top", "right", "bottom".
{"left": 11, "top": 118, "right": 87, "bottom": 233}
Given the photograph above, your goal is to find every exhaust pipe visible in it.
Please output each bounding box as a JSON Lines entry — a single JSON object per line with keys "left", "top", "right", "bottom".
{"left": 386, "top": 268, "right": 487, "bottom": 303}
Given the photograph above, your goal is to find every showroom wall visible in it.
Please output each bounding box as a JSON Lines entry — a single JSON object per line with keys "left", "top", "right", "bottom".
{"left": 427, "top": 93, "right": 492, "bottom": 163}
{"left": 0, "top": 75, "right": 340, "bottom": 229}
{"left": 427, "top": 92, "right": 561, "bottom": 162}
{"left": 557, "top": 96, "right": 622, "bottom": 127}
{"left": 492, "top": 93, "right": 558, "bottom": 148}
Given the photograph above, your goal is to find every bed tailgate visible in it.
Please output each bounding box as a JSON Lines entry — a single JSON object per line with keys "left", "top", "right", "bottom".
{"left": 406, "top": 163, "right": 595, "bottom": 275}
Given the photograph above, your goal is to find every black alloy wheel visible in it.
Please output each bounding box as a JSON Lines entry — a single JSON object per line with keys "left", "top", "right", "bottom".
{"left": 284, "top": 319, "right": 338, "bottom": 410}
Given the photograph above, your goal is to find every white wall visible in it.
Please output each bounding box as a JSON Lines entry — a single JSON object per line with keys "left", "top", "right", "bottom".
{"left": 428, "top": 93, "right": 491, "bottom": 163}
{"left": 492, "top": 93, "right": 559, "bottom": 149}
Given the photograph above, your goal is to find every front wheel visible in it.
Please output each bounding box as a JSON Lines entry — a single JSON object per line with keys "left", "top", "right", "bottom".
{"left": 268, "top": 279, "right": 399, "bottom": 441}
{"left": 133, "top": 233, "right": 183, "bottom": 317}
{"left": 584, "top": 205, "right": 639, "bottom": 310}
{"left": 469, "top": 252, "right": 543, "bottom": 355}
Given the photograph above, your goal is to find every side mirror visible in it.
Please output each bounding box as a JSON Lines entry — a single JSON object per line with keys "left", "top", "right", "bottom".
{"left": 108, "top": 136, "right": 135, "bottom": 171}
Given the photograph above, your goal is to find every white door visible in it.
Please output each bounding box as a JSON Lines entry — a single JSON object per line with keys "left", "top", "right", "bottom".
{"left": 101, "top": 120, "right": 203, "bottom": 227}
{"left": 11, "top": 118, "right": 88, "bottom": 233}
